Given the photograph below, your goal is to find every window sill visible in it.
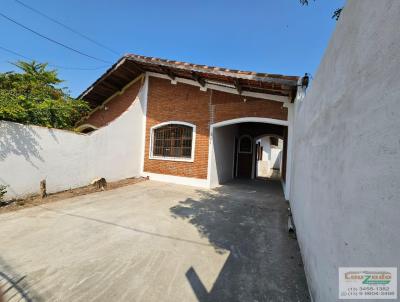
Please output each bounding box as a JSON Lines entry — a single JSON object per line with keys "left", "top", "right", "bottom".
{"left": 149, "top": 156, "right": 194, "bottom": 163}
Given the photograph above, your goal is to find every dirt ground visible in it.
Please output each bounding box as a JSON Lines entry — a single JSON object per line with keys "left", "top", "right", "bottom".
{"left": 0, "top": 177, "right": 147, "bottom": 214}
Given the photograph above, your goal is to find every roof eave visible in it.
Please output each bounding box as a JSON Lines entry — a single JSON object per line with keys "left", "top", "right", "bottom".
{"left": 78, "top": 54, "right": 300, "bottom": 106}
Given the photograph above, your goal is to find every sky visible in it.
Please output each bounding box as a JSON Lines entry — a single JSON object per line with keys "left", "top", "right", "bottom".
{"left": 0, "top": 0, "right": 345, "bottom": 97}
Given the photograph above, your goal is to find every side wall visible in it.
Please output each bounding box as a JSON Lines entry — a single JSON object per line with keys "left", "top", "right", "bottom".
{"left": 209, "top": 124, "right": 238, "bottom": 187}
{"left": 290, "top": 1, "right": 400, "bottom": 301}
{"left": 82, "top": 78, "right": 144, "bottom": 128}
{"left": 0, "top": 78, "right": 147, "bottom": 199}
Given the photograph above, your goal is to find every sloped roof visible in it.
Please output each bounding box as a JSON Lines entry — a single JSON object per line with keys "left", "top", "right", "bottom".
{"left": 79, "top": 54, "right": 301, "bottom": 107}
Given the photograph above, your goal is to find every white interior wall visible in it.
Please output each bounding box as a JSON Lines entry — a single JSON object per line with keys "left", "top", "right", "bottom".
{"left": 271, "top": 140, "right": 283, "bottom": 170}
{"left": 256, "top": 136, "right": 282, "bottom": 177}
{"left": 209, "top": 124, "right": 238, "bottom": 187}
{"left": 256, "top": 137, "right": 271, "bottom": 177}
{"left": 289, "top": 1, "right": 400, "bottom": 301}
{"left": 261, "top": 137, "right": 271, "bottom": 161}
{"left": 0, "top": 78, "right": 148, "bottom": 199}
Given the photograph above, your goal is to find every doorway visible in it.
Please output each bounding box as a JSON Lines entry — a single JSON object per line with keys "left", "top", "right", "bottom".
{"left": 255, "top": 135, "right": 283, "bottom": 180}
{"left": 236, "top": 135, "right": 253, "bottom": 178}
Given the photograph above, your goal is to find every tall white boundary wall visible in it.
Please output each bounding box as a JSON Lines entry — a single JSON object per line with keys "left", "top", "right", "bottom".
{"left": 0, "top": 78, "right": 148, "bottom": 199}
{"left": 289, "top": 1, "right": 400, "bottom": 301}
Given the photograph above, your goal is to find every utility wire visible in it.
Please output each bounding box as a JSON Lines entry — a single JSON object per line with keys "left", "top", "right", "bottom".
{"left": 0, "top": 45, "right": 30, "bottom": 61}
{"left": 14, "top": 0, "right": 120, "bottom": 56}
{"left": 0, "top": 11, "right": 111, "bottom": 64}
{"left": 0, "top": 45, "right": 108, "bottom": 70}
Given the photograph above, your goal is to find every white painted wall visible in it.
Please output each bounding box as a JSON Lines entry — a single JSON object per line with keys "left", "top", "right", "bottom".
{"left": 289, "top": 1, "right": 400, "bottom": 301}
{"left": 271, "top": 147, "right": 282, "bottom": 170}
{"left": 257, "top": 136, "right": 270, "bottom": 177}
{"left": 0, "top": 78, "right": 148, "bottom": 199}
{"left": 209, "top": 124, "right": 238, "bottom": 187}
{"left": 256, "top": 136, "right": 282, "bottom": 177}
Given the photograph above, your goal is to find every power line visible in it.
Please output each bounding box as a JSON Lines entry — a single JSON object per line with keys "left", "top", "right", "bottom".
{"left": 0, "top": 45, "right": 30, "bottom": 61}
{"left": 14, "top": 0, "right": 120, "bottom": 56}
{"left": 0, "top": 45, "right": 108, "bottom": 70}
{"left": 0, "top": 11, "right": 111, "bottom": 64}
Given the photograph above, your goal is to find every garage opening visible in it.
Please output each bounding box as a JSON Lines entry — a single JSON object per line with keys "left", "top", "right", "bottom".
{"left": 209, "top": 120, "right": 288, "bottom": 190}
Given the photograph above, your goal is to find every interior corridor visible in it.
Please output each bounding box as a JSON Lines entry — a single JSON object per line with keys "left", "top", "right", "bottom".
{"left": 210, "top": 121, "right": 288, "bottom": 190}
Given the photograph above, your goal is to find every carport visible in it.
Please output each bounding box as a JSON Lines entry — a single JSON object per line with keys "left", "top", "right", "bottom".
{"left": 208, "top": 117, "right": 290, "bottom": 194}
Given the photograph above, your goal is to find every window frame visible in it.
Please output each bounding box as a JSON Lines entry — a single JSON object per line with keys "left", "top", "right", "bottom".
{"left": 238, "top": 135, "right": 253, "bottom": 154}
{"left": 149, "top": 121, "right": 196, "bottom": 162}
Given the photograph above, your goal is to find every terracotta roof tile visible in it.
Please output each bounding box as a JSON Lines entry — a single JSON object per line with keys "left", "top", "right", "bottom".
{"left": 79, "top": 53, "right": 300, "bottom": 107}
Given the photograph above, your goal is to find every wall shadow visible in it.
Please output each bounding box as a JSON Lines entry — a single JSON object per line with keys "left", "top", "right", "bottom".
{"left": 170, "top": 180, "right": 310, "bottom": 302}
{"left": 0, "top": 257, "right": 42, "bottom": 302}
{"left": 0, "top": 122, "right": 43, "bottom": 168}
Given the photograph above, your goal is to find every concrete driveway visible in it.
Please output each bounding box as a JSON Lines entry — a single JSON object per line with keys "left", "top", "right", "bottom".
{"left": 0, "top": 180, "right": 310, "bottom": 302}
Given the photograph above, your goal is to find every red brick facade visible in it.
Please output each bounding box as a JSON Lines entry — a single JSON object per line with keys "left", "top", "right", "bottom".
{"left": 81, "top": 75, "right": 288, "bottom": 180}
{"left": 143, "top": 76, "right": 287, "bottom": 179}
{"left": 143, "top": 77, "right": 211, "bottom": 179}
{"left": 211, "top": 90, "right": 287, "bottom": 123}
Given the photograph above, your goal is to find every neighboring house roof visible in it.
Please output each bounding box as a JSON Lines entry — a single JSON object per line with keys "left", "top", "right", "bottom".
{"left": 79, "top": 54, "right": 303, "bottom": 108}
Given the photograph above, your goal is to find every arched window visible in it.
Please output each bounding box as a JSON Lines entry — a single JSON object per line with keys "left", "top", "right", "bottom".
{"left": 239, "top": 135, "right": 253, "bottom": 153}
{"left": 150, "top": 122, "right": 196, "bottom": 161}
{"left": 76, "top": 124, "right": 98, "bottom": 134}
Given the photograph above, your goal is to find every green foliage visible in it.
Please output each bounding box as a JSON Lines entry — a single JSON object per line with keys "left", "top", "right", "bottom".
{"left": 0, "top": 61, "right": 90, "bottom": 129}
{"left": 332, "top": 8, "right": 342, "bottom": 21}
{"left": 299, "top": 0, "right": 342, "bottom": 20}
{"left": 0, "top": 184, "right": 6, "bottom": 202}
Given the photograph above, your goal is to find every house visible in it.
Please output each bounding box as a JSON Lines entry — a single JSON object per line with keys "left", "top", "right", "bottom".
{"left": 77, "top": 54, "right": 308, "bottom": 198}
{"left": 2, "top": 2, "right": 399, "bottom": 300}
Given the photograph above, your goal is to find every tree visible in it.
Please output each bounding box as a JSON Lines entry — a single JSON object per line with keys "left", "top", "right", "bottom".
{"left": 299, "top": 0, "right": 343, "bottom": 20}
{"left": 0, "top": 61, "right": 90, "bottom": 130}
